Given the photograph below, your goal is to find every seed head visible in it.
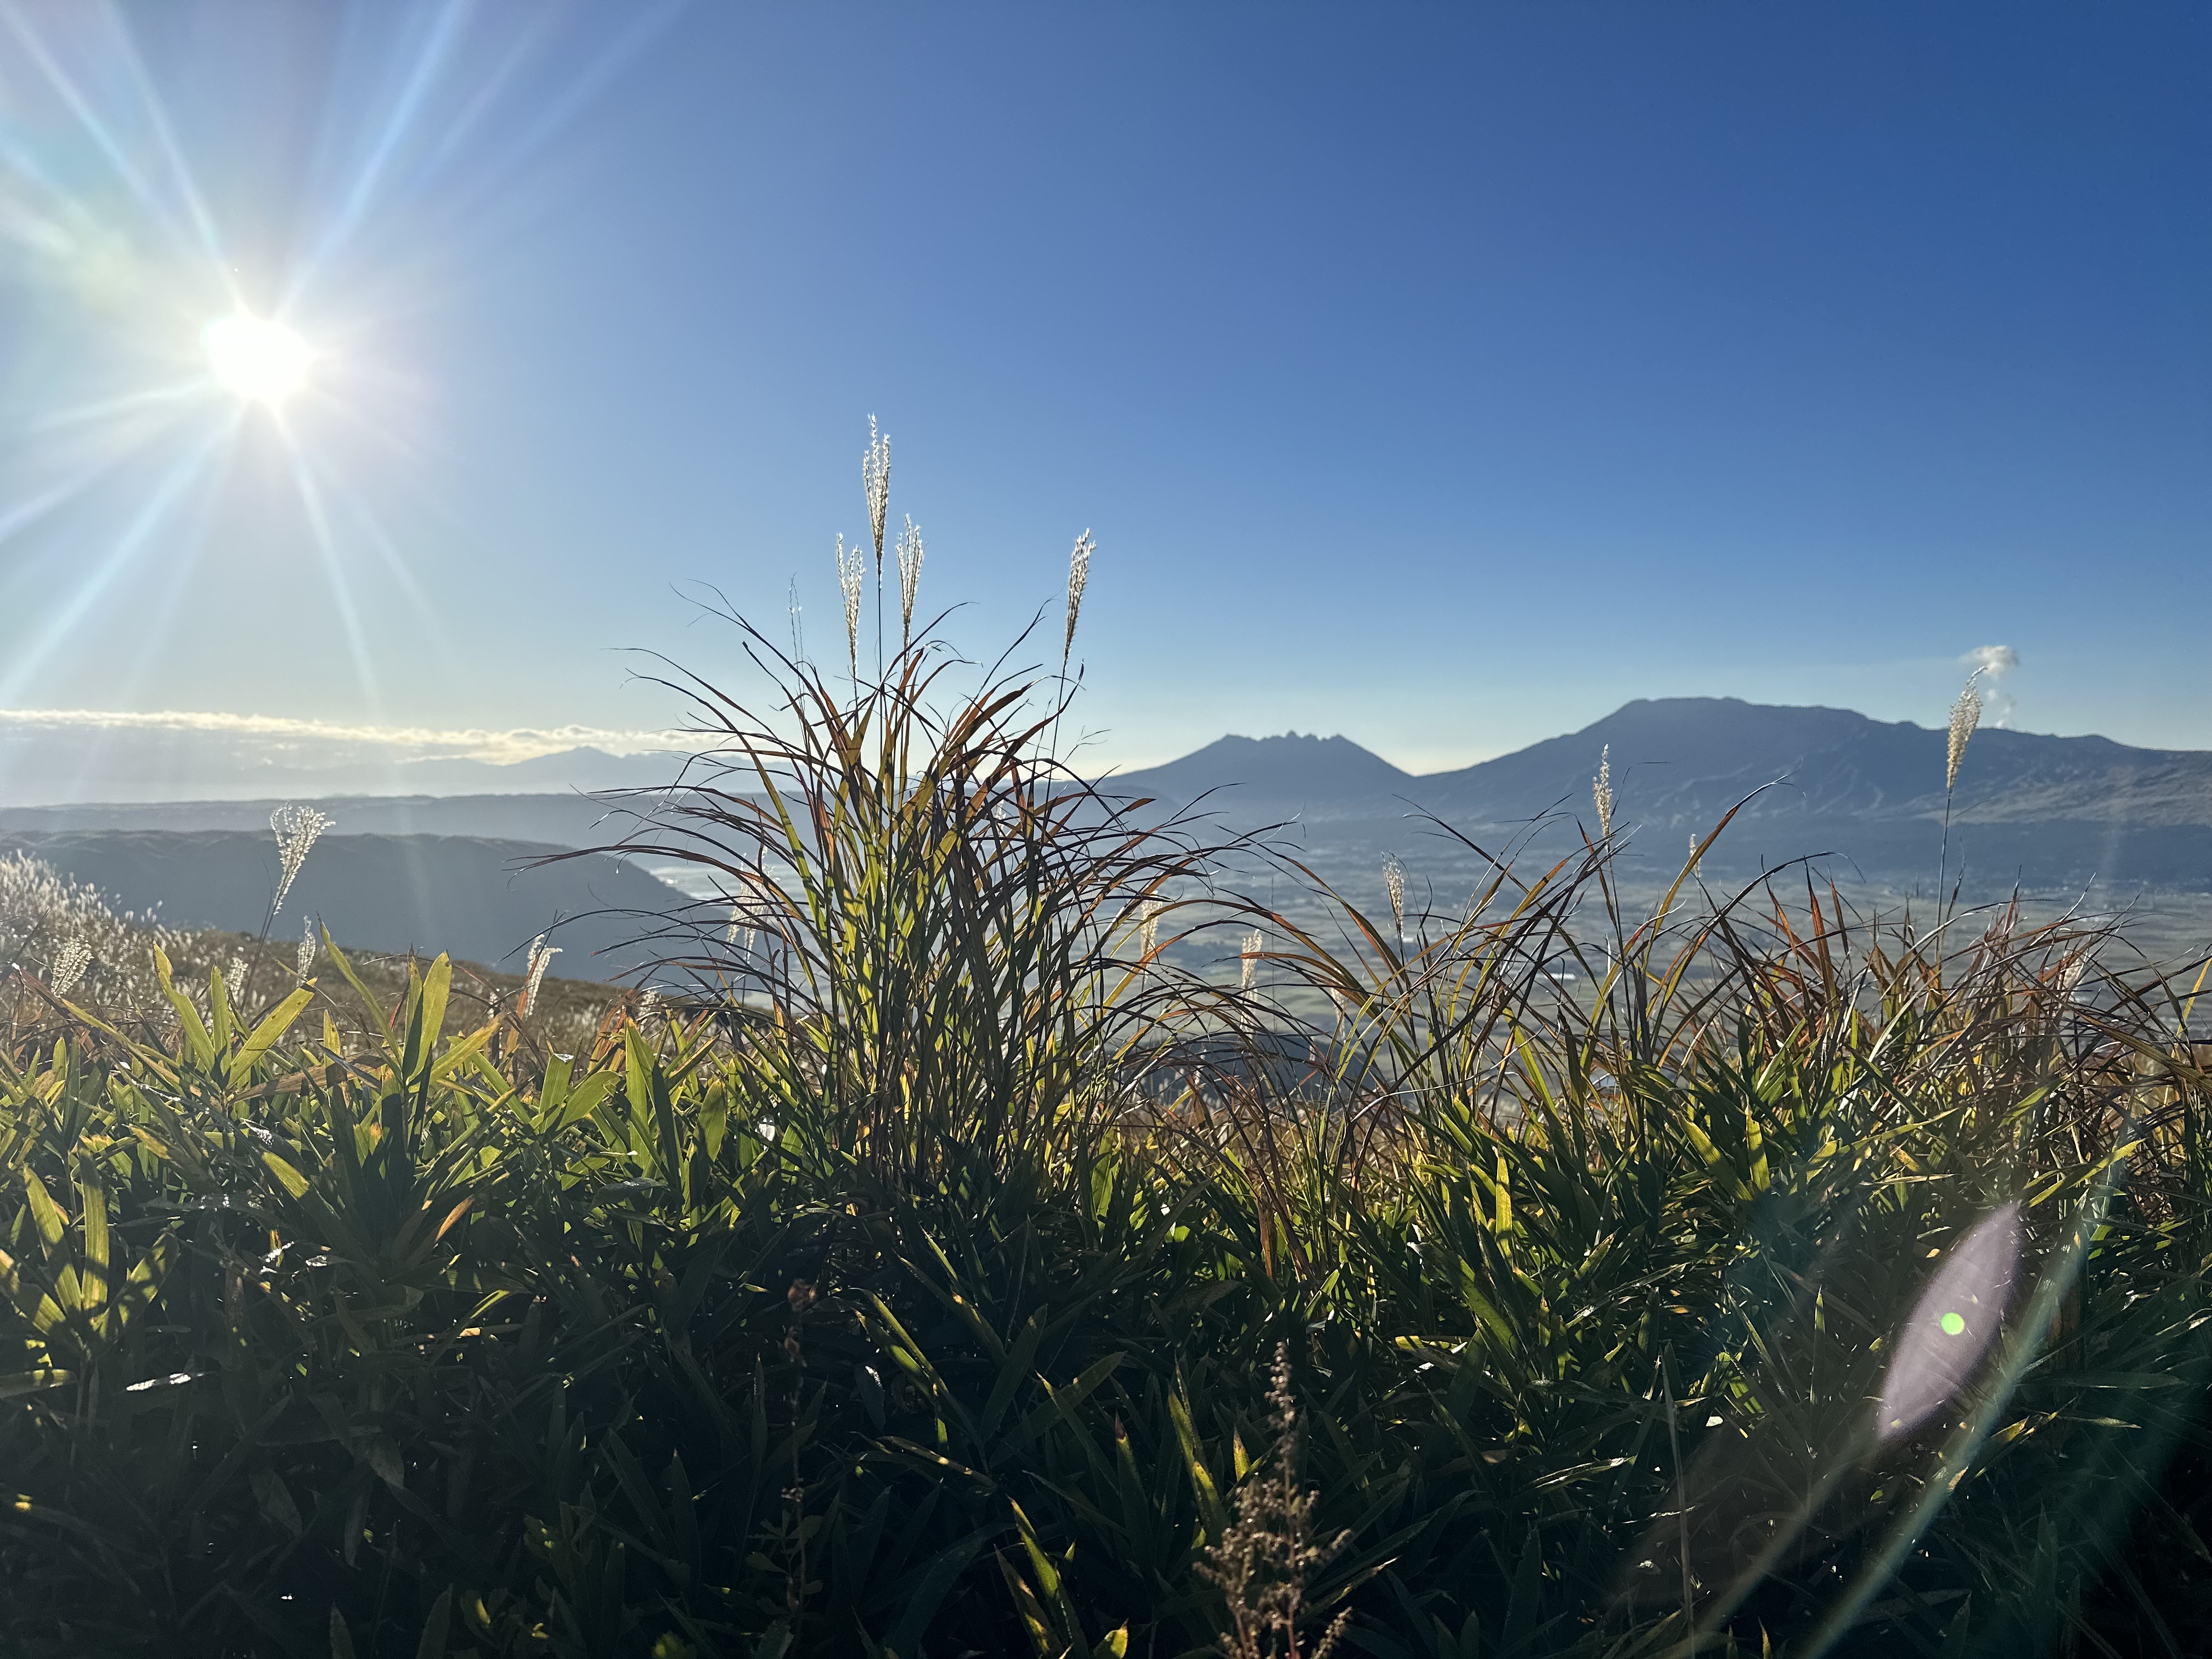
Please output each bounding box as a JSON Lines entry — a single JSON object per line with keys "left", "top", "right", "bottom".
{"left": 837, "top": 533, "right": 865, "bottom": 684}
{"left": 1062, "top": 531, "right": 1094, "bottom": 666}
{"left": 225, "top": 955, "right": 249, "bottom": 1001}
{"left": 521, "top": 934, "right": 561, "bottom": 1016}
{"left": 895, "top": 515, "right": 925, "bottom": 649}
{"left": 862, "top": 417, "right": 891, "bottom": 568}
{"left": 269, "top": 804, "right": 332, "bottom": 916}
{"left": 1593, "top": 745, "right": 1614, "bottom": 839}
{"left": 1946, "top": 676, "right": 1983, "bottom": 791}
{"left": 1383, "top": 853, "right": 1406, "bottom": 937}
{"left": 1240, "top": 928, "right": 1263, "bottom": 992}
{"left": 50, "top": 934, "right": 89, "bottom": 998}
{"left": 1138, "top": 895, "right": 1164, "bottom": 963}
{"left": 295, "top": 918, "right": 318, "bottom": 984}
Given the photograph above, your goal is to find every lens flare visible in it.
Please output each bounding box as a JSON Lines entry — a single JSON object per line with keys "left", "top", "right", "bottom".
{"left": 1877, "top": 1202, "right": 2022, "bottom": 1440}
{"left": 201, "top": 314, "right": 312, "bottom": 405}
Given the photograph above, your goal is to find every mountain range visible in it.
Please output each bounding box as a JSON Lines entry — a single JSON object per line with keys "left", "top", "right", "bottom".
{"left": 4, "top": 699, "right": 2208, "bottom": 977}
{"left": 1099, "top": 698, "right": 2212, "bottom": 893}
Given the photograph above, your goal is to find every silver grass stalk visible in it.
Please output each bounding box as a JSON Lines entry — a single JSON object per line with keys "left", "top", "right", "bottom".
{"left": 1383, "top": 853, "right": 1406, "bottom": 938}
{"left": 521, "top": 934, "right": 561, "bottom": 1016}
{"left": 1062, "top": 530, "right": 1094, "bottom": 666}
{"left": 863, "top": 417, "right": 891, "bottom": 569}
{"left": 50, "top": 935, "right": 89, "bottom": 997}
{"left": 895, "top": 515, "right": 925, "bottom": 648}
{"left": 726, "top": 900, "right": 745, "bottom": 943}
{"left": 837, "top": 533, "right": 865, "bottom": 685}
{"left": 1240, "top": 928, "right": 1263, "bottom": 992}
{"left": 1138, "top": 896, "right": 1163, "bottom": 963}
{"left": 295, "top": 918, "right": 317, "bottom": 984}
{"left": 269, "top": 804, "right": 332, "bottom": 916}
{"left": 1593, "top": 745, "right": 1615, "bottom": 839}
{"left": 639, "top": 987, "right": 662, "bottom": 1026}
{"left": 1946, "top": 676, "right": 1983, "bottom": 791}
{"left": 1196, "top": 1341, "right": 1354, "bottom": 1659}
{"left": 225, "top": 956, "right": 249, "bottom": 1000}
{"left": 1688, "top": 833, "right": 1701, "bottom": 871}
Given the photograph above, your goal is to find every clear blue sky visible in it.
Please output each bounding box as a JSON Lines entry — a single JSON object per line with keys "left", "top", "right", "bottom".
{"left": 0, "top": 1, "right": 2204, "bottom": 784}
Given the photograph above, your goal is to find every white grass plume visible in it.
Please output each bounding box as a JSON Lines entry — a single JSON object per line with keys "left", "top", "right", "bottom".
{"left": 50, "top": 935, "right": 89, "bottom": 998}
{"left": 296, "top": 918, "right": 318, "bottom": 984}
{"left": 863, "top": 417, "right": 891, "bottom": 569}
{"left": 269, "top": 804, "right": 332, "bottom": 916}
{"left": 837, "top": 534, "right": 866, "bottom": 685}
{"left": 522, "top": 934, "right": 561, "bottom": 1015}
{"left": 896, "top": 515, "right": 924, "bottom": 649}
{"left": 1062, "top": 531, "right": 1094, "bottom": 667}
{"left": 1240, "top": 928, "right": 1263, "bottom": 992}
{"left": 1383, "top": 854, "right": 1406, "bottom": 939}
{"left": 1946, "top": 675, "right": 1984, "bottom": 791}
{"left": 1593, "top": 745, "right": 1614, "bottom": 839}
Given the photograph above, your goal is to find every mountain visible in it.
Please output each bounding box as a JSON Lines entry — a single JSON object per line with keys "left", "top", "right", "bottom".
{"left": 1417, "top": 698, "right": 2212, "bottom": 830}
{"left": 1099, "top": 732, "right": 1415, "bottom": 817}
{"left": 1, "top": 832, "right": 695, "bottom": 974}
{"left": 1099, "top": 700, "right": 2212, "bottom": 893}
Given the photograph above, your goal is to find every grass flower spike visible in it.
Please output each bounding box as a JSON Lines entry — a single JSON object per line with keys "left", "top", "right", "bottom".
{"left": 1240, "top": 928, "right": 1263, "bottom": 991}
{"left": 837, "top": 533, "right": 865, "bottom": 685}
{"left": 49, "top": 935, "right": 89, "bottom": 998}
{"left": 896, "top": 515, "right": 924, "bottom": 648}
{"left": 521, "top": 933, "right": 561, "bottom": 1015}
{"left": 1062, "top": 529, "right": 1094, "bottom": 666}
{"left": 1947, "top": 675, "right": 1984, "bottom": 791}
{"left": 295, "top": 918, "right": 317, "bottom": 983}
{"left": 863, "top": 417, "right": 890, "bottom": 569}
{"left": 1383, "top": 853, "right": 1406, "bottom": 938}
{"left": 1198, "top": 1342, "right": 1353, "bottom": 1659}
{"left": 1594, "top": 744, "right": 1614, "bottom": 838}
{"left": 269, "top": 804, "right": 332, "bottom": 917}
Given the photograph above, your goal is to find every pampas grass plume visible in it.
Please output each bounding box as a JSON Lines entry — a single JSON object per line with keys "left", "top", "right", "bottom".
{"left": 1947, "top": 676, "right": 1983, "bottom": 791}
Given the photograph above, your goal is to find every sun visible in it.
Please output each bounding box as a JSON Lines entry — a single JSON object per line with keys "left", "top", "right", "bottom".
{"left": 202, "top": 312, "right": 313, "bottom": 406}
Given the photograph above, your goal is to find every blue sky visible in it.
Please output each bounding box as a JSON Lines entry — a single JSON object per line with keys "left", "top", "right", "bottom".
{"left": 0, "top": 1, "right": 2204, "bottom": 791}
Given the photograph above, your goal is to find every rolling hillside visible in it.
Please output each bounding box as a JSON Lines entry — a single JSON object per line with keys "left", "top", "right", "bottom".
{"left": 0, "top": 831, "right": 692, "bottom": 974}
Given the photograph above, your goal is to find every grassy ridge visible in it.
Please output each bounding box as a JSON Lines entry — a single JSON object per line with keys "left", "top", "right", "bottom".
{"left": 2, "top": 622, "right": 2210, "bottom": 1658}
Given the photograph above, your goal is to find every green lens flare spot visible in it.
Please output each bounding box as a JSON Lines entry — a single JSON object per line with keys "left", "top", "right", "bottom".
{"left": 1940, "top": 1312, "right": 1967, "bottom": 1336}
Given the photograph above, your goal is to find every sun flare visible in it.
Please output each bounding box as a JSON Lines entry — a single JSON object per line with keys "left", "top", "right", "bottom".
{"left": 201, "top": 313, "right": 312, "bottom": 406}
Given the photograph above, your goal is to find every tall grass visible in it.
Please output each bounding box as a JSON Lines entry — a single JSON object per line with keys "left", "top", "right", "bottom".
{"left": 2, "top": 506, "right": 2209, "bottom": 1655}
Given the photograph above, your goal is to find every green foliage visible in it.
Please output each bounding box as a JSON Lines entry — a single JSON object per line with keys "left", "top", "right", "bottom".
{"left": 2, "top": 631, "right": 2210, "bottom": 1658}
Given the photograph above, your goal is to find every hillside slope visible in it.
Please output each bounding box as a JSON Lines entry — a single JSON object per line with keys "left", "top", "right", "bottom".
{"left": 0, "top": 831, "right": 691, "bottom": 972}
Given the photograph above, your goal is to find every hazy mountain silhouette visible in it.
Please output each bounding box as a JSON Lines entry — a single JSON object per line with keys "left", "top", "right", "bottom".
{"left": 1100, "top": 732, "right": 1415, "bottom": 816}
{"left": 12, "top": 701, "right": 2212, "bottom": 916}
{"left": 1103, "top": 699, "right": 2212, "bottom": 891}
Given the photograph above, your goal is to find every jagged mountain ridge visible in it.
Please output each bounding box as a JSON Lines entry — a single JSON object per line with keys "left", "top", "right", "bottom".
{"left": 1104, "top": 699, "right": 2212, "bottom": 828}
{"left": 1098, "top": 699, "right": 2212, "bottom": 891}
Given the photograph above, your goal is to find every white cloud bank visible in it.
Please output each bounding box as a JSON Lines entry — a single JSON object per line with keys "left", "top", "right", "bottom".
{"left": 0, "top": 708, "right": 689, "bottom": 764}
{"left": 0, "top": 708, "right": 699, "bottom": 805}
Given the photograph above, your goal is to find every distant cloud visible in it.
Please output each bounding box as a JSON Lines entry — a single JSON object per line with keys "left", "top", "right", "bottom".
{"left": 0, "top": 707, "right": 688, "bottom": 764}
{"left": 1962, "top": 645, "right": 2021, "bottom": 726}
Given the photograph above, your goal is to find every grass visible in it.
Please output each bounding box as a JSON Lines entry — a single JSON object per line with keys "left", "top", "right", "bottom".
{"left": 2, "top": 589, "right": 2210, "bottom": 1657}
